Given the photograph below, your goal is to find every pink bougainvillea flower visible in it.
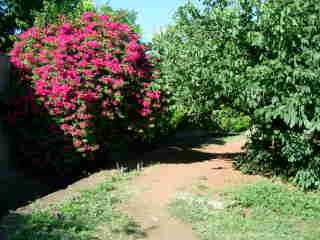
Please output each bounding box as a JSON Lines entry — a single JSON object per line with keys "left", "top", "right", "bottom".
{"left": 140, "top": 108, "right": 152, "bottom": 117}
{"left": 142, "top": 100, "right": 151, "bottom": 108}
{"left": 9, "top": 11, "right": 164, "bottom": 159}
{"left": 86, "top": 40, "right": 100, "bottom": 49}
{"left": 82, "top": 12, "right": 95, "bottom": 21}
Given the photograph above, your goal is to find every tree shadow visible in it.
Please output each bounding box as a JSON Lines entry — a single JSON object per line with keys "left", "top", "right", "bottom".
{"left": 0, "top": 120, "right": 84, "bottom": 217}
{"left": 158, "top": 129, "right": 227, "bottom": 148}
{"left": 1, "top": 211, "right": 148, "bottom": 240}
{"left": 1, "top": 212, "right": 96, "bottom": 240}
{"left": 0, "top": 172, "right": 81, "bottom": 218}
{"left": 113, "top": 146, "right": 243, "bottom": 170}
{"left": 107, "top": 129, "right": 244, "bottom": 170}
{"left": 0, "top": 128, "right": 242, "bottom": 220}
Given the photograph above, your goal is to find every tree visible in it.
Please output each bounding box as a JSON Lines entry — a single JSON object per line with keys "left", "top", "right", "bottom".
{"left": 153, "top": 0, "right": 320, "bottom": 189}
{"left": 33, "top": 0, "right": 94, "bottom": 27}
{"left": 0, "top": 0, "right": 82, "bottom": 52}
{"left": 99, "top": 3, "right": 141, "bottom": 33}
{"left": 0, "top": 0, "right": 142, "bottom": 52}
{"left": 237, "top": 0, "right": 320, "bottom": 190}
{"left": 152, "top": 1, "right": 249, "bottom": 131}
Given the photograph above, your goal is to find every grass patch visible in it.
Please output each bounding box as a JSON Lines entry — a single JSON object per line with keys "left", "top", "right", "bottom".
{"left": 221, "top": 133, "right": 246, "bottom": 143}
{"left": 1, "top": 171, "right": 144, "bottom": 240}
{"left": 169, "top": 180, "right": 320, "bottom": 240}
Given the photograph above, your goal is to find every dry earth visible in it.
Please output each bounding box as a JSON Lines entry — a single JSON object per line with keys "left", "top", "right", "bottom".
{"left": 120, "top": 137, "right": 260, "bottom": 240}
{"left": 1, "top": 133, "right": 262, "bottom": 240}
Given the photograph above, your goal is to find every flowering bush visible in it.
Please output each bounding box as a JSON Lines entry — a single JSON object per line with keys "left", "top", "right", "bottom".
{"left": 4, "top": 83, "right": 82, "bottom": 173}
{"left": 10, "top": 12, "right": 163, "bottom": 160}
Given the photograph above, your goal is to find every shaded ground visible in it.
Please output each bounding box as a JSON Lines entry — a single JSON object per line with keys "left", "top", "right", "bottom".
{"left": 0, "top": 118, "right": 86, "bottom": 218}
{"left": 121, "top": 135, "right": 260, "bottom": 240}
{"left": 1, "top": 131, "right": 261, "bottom": 239}
{"left": 0, "top": 130, "right": 235, "bottom": 217}
{"left": 0, "top": 161, "right": 90, "bottom": 218}
{"left": 1, "top": 171, "right": 144, "bottom": 240}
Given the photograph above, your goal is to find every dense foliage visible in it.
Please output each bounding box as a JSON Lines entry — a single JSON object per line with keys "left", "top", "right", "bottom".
{"left": 8, "top": 12, "right": 163, "bottom": 171}
{"left": 98, "top": 3, "right": 141, "bottom": 34}
{"left": 33, "top": 0, "right": 141, "bottom": 32}
{"left": 152, "top": 1, "right": 249, "bottom": 132}
{"left": 236, "top": 0, "right": 320, "bottom": 189}
{"left": 0, "top": 0, "right": 84, "bottom": 51}
{"left": 0, "top": 0, "right": 140, "bottom": 52}
{"left": 32, "top": 0, "right": 94, "bottom": 27}
{"left": 4, "top": 0, "right": 320, "bottom": 188}
{"left": 154, "top": 0, "right": 320, "bottom": 189}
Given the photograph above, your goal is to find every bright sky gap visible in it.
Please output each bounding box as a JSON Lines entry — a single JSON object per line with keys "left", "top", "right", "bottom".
{"left": 95, "top": 0, "right": 195, "bottom": 41}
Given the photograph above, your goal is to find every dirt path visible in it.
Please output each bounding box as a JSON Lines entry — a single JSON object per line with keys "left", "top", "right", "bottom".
{"left": 2, "top": 134, "right": 261, "bottom": 240}
{"left": 121, "top": 137, "right": 260, "bottom": 240}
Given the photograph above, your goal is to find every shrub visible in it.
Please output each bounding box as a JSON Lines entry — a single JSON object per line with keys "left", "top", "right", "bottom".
{"left": 234, "top": 0, "right": 320, "bottom": 189}
{"left": 10, "top": 12, "right": 163, "bottom": 164}
{"left": 212, "top": 106, "right": 251, "bottom": 133}
{"left": 4, "top": 83, "right": 82, "bottom": 172}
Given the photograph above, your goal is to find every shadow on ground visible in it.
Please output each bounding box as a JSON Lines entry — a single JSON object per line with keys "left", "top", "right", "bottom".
{"left": 111, "top": 129, "right": 244, "bottom": 170}
{"left": 0, "top": 122, "right": 82, "bottom": 218}
{"left": 0, "top": 129, "right": 243, "bottom": 221}
{"left": 0, "top": 172, "right": 83, "bottom": 217}
{"left": 0, "top": 212, "right": 92, "bottom": 240}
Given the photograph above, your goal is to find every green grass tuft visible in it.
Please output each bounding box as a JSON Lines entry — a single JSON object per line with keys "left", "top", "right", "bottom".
{"left": 169, "top": 180, "right": 320, "bottom": 240}
{"left": 1, "top": 171, "right": 144, "bottom": 240}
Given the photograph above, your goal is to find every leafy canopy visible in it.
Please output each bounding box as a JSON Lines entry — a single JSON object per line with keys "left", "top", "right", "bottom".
{"left": 0, "top": 0, "right": 141, "bottom": 52}
{"left": 153, "top": 0, "right": 320, "bottom": 189}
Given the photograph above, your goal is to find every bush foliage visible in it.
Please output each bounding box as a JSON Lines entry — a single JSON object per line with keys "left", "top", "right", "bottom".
{"left": 154, "top": 0, "right": 320, "bottom": 189}
{"left": 152, "top": 1, "right": 249, "bottom": 132}
{"left": 236, "top": 0, "right": 320, "bottom": 189}
{"left": 0, "top": 0, "right": 140, "bottom": 52}
{"left": 0, "top": 0, "right": 85, "bottom": 52}
{"left": 9, "top": 12, "right": 163, "bottom": 170}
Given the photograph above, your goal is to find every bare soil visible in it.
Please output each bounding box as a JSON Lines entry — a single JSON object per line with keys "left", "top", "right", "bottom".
{"left": 120, "top": 136, "right": 261, "bottom": 240}
{"left": 1, "top": 133, "right": 262, "bottom": 240}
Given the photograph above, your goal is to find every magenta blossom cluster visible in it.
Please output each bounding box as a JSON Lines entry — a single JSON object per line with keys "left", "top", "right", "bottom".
{"left": 10, "top": 12, "right": 163, "bottom": 156}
